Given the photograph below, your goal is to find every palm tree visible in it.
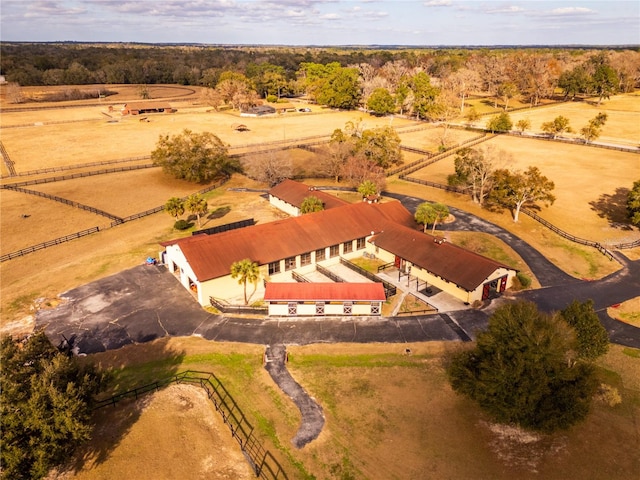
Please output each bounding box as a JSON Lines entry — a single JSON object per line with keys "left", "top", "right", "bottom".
{"left": 164, "top": 197, "right": 185, "bottom": 220}
{"left": 415, "top": 202, "right": 450, "bottom": 234}
{"left": 357, "top": 180, "right": 378, "bottom": 199}
{"left": 300, "top": 195, "right": 324, "bottom": 214}
{"left": 230, "top": 258, "right": 260, "bottom": 305}
{"left": 185, "top": 193, "right": 208, "bottom": 228}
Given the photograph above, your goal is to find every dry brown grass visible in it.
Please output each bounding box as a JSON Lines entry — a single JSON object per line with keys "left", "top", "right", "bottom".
{"left": 1, "top": 87, "right": 639, "bottom": 326}
{"left": 608, "top": 297, "right": 640, "bottom": 327}
{"left": 285, "top": 342, "right": 640, "bottom": 480}
{"left": 66, "top": 338, "right": 638, "bottom": 480}
{"left": 468, "top": 93, "right": 640, "bottom": 147}
{"left": 409, "top": 135, "right": 640, "bottom": 245}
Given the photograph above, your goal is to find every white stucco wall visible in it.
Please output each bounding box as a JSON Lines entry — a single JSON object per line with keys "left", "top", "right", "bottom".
{"left": 267, "top": 301, "right": 381, "bottom": 316}
{"left": 269, "top": 195, "right": 299, "bottom": 216}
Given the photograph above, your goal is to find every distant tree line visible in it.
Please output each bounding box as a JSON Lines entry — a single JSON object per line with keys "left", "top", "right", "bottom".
{"left": 2, "top": 43, "right": 639, "bottom": 116}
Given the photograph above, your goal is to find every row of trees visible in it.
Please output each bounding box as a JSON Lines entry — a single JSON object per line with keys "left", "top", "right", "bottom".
{"left": 482, "top": 110, "right": 609, "bottom": 144}
{"left": 4, "top": 44, "right": 638, "bottom": 117}
{"left": 164, "top": 193, "right": 208, "bottom": 228}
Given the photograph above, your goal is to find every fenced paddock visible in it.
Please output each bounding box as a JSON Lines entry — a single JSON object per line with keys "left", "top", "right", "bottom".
{"left": 17, "top": 168, "right": 207, "bottom": 218}
{"left": 94, "top": 370, "right": 288, "bottom": 480}
{"left": 404, "top": 133, "right": 640, "bottom": 245}
{"left": 0, "top": 189, "right": 109, "bottom": 254}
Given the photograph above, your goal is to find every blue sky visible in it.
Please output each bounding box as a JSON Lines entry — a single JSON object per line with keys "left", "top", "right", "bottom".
{"left": 1, "top": 1, "right": 638, "bottom": 46}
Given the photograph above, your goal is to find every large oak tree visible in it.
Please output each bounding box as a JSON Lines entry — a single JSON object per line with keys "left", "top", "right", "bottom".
{"left": 152, "top": 129, "right": 240, "bottom": 183}
{"left": 1, "top": 332, "right": 107, "bottom": 480}
{"left": 447, "top": 301, "right": 599, "bottom": 433}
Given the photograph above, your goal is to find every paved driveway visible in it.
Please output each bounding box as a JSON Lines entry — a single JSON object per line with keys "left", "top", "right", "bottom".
{"left": 37, "top": 265, "right": 474, "bottom": 354}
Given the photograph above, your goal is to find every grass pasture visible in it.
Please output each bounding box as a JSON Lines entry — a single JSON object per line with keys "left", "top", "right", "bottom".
{"left": 1, "top": 89, "right": 639, "bottom": 324}
{"left": 28, "top": 168, "right": 207, "bottom": 218}
{"left": 472, "top": 93, "right": 640, "bottom": 147}
{"left": 408, "top": 134, "right": 640, "bottom": 245}
{"left": 70, "top": 337, "right": 640, "bottom": 480}
{"left": 0, "top": 189, "right": 108, "bottom": 253}
{"left": 394, "top": 124, "right": 482, "bottom": 151}
{"left": 1, "top": 86, "right": 639, "bottom": 480}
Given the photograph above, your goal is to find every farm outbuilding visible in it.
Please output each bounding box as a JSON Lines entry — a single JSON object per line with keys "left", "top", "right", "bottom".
{"left": 241, "top": 105, "right": 276, "bottom": 117}
{"left": 121, "top": 101, "right": 174, "bottom": 115}
{"left": 269, "top": 179, "right": 349, "bottom": 216}
{"left": 264, "top": 282, "right": 386, "bottom": 316}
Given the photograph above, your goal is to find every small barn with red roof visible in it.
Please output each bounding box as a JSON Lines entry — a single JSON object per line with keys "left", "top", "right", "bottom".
{"left": 269, "top": 179, "right": 349, "bottom": 216}
{"left": 264, "top": 283, "right": 386, "bottom": 316}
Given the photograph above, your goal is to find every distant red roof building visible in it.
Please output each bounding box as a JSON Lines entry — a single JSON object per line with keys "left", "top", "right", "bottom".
{"left": 121, "top": 101, "right": 173, "bottom": 115}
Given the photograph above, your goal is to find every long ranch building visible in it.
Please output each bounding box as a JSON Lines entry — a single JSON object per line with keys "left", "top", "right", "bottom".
{"left": 160, "top": 191, "right": 517, "bottom": 314}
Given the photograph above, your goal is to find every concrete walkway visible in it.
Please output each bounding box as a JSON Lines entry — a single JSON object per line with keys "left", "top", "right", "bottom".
{"left": 263, "top": 344, "right": 325, "bottom": 448}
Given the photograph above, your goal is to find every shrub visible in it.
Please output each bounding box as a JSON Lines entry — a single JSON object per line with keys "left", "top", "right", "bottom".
{"left": 515, "top": 272, "right": 532, "bottom": 289}
{"left": 174, "top": 219, "right": 192, "bottom": 230}
{"left": 597, "top": 384, "right": 622, "bottom": 407}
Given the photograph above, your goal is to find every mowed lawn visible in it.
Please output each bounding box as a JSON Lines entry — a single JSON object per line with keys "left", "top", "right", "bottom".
{"left": 409, "top": 135, "right": 640, "bottom": 244}
{"left": 75, "top": 338, "right": 640, "bottom": 480}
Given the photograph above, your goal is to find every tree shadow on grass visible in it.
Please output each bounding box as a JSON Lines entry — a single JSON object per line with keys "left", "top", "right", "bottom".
{"left": 207, "top": 205, "right": 231, "bottom": 220}
{"left": 589, "top": 187, "right": 633, "bottom": 230}
{"left": 63, "top": 339, "right": 186, "bottom": 475}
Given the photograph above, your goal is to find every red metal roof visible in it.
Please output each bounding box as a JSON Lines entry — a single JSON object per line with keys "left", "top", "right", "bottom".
{"left": 163, "top": 200, "right": 418, "bottom": 282}
{"left": 269, "top": 179, "right": 350, "bottom": 211}
{"left": 264, "top": 282, "right": 386, "bottom": 301}
{"left": 370, "top": 223, "right": 515, "bottom": 292}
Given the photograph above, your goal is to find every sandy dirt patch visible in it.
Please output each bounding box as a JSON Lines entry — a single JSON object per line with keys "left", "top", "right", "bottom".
{"left": 53, "top": 383, "right": 255, "bottom": 480}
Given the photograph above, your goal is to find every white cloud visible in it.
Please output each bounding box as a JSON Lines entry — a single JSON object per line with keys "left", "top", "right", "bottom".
{"left": 486, "top": 6, "right": 525, "bottom": 15}
{"left": 25, "top": 0, "right": 85, "bottom": 17}
{"left": 424, "top": 0, "right": 452, "bottom": 6}
{"left": 549, "top": 7, "right": 596, "bottom": 16}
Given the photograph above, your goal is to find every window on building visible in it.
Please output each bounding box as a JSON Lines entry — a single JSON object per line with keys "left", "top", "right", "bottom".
{"left": 285, "top": 256, "right": 296, "bottom": 271}
{"left": 315, "top": 248, "right": 326, "bottom": 262}
{"left": 268, "top": 261, "right": 280, "bottom": 275}
{"left": 356, "top": 237, "right": 366, "bottom": 250}
{"left": 371, "top": 302, "right": 380, "bottom": 315}
{"left": 329, "top": 244, "right": 340, "bottom": 258}
{"left": 288, "top": 302, "right": 297, "bottom": 315}
{"left": 300, "top": 252, "right": 311, "bottom": 266}
{"left": 343, "top": 302, "right": 353, "bottom": 315}
{"left": 343, "top": 240, "right": 353, "bottom": 254}
{"left": 316, "top": 302, "right": 325, "bottom": 315}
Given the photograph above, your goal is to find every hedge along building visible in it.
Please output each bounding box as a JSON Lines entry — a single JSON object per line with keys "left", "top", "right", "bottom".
{"left": 160, "top": 195, "right": 518, "bottom": 311}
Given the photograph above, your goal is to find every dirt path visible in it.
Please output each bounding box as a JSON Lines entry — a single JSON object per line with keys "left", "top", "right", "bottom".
{"left": 264, "top": 344, "right": 325, "bottom": 448}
